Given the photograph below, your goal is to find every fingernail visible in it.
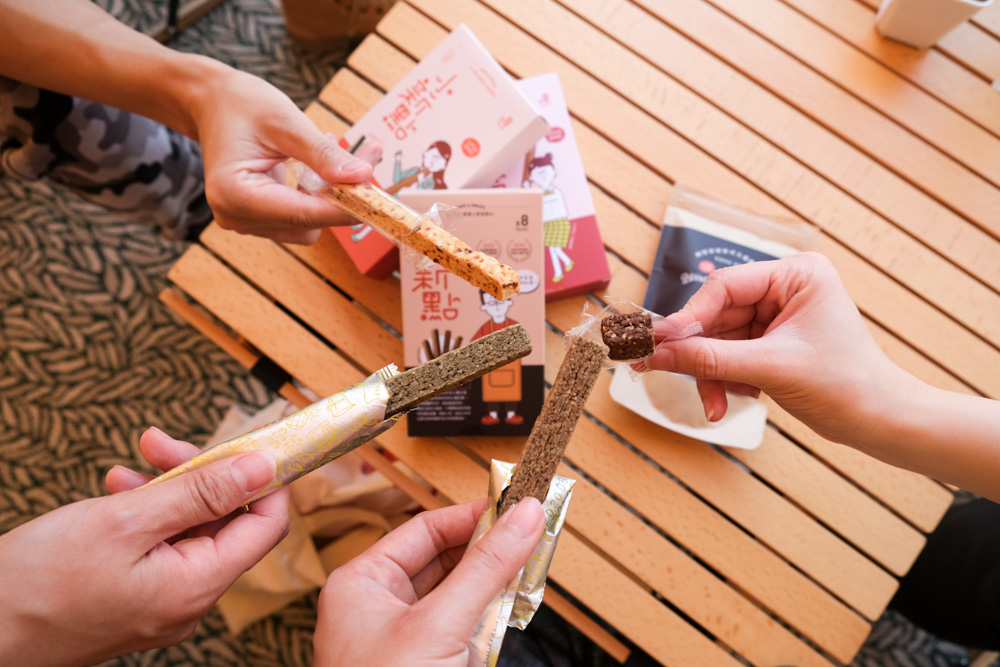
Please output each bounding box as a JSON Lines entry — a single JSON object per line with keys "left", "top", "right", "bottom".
{"left": 705, "top": 404, "right": 715, "bottom": 422}
{"left": 734, "top": 384, "right": 760, "bottom": 399}
{"left": 337, "top": 155, "right": 369, "bottom": 176}
{"left": 231, "top": 452, "right": 276, "bottom": 492}
{"left": 144, "top": 425, "right": 180, "bottom": 443}
{"left": 504, "top": 497, "right": 543, "bottom": 538}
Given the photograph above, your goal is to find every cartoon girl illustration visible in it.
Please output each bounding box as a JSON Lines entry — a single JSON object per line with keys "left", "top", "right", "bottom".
{"left": 391, "top": 140, "right": 451, "bottom": 192}
{"left": 524, "top": 152, "right": 573, "bottom": 282}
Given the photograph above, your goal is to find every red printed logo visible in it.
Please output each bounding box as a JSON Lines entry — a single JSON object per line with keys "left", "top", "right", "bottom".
{"left": 699, "top": 260, "right": 716, "bottom": 273}
{"left": 546, "top": 126, "right": 565, "bottom": 143}
{"left": 462, "top": 138, "right": 481, "bottom": 157}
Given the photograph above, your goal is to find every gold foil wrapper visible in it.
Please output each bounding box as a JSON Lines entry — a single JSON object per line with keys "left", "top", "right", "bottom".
{"left": 467, "top": 460, "right": 575, "bottom": 667}
{"left": 146, "top": 365, "right": 401, "bottom": 501}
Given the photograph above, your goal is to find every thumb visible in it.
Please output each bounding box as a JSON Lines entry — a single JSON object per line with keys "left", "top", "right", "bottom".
{"left": 424, "top": 498, "right": 545, "bottom": 637}
{"left": 284, "top": 123, "right": 371, "bottom": 184}
{"left": 647, "top": 335, "right": 768, "bottom": 388}
{"left": 130, "top": 452, "right": 277, "bottom": 544}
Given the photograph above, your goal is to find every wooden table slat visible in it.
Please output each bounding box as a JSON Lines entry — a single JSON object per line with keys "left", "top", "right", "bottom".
{"left": 361, "top": 1, "right": 793, "bottom": 220}
{"left": 729, "top": 427, "right": 924, "bottom": 576}
{"left": 704, "top": 0, "right": 1000, "bottom": 188}
{"left": 167, "top": 246, "right": 353, "bottom": 397}
{"left": 973, "top": 1, "right": 1000, "bottom": 40}
{"left": 779, "top": 0, "right": 1000, "bottom": 137}
{"left": 565, "top": 0, "right": 1000, "bottom": 293}
{"left": 938, "top": 22, "right": 1000, "bottom": 81}
{"left": 198, "top": 225, "right": 400, "bottom": 370}
{"left": 637, "top": 0, "right": 1000, "bottom": 241}
{"left": 854, "top": 0, "right": 1000, "bottom": 82}
{"left": 399, "top": 0, "right": 1000, "bottom": 246}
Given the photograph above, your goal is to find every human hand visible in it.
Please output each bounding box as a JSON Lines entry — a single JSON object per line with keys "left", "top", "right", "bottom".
{"left": 186, "top": 64, "right": 382, "bottom": 244}
{"left": 314, "top": 498, "right": 545, "bottom": 666}
{"left": 646, "top": 252, "right": 912, "bottom": 445}
{"left": 0, "top": 428, "right": 289, "bottom": 666}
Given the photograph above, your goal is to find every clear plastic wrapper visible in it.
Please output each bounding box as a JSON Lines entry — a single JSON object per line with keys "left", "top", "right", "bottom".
{"left": 568, "top": 299, "right": 702, "bottom": 379}
{"left": 467, "top": 460, "right": 574, "bottom": 667}
{"left": 285, "top": 158, "right": 431, "bottom": 268}
{"left": 146, "top": 365, "right": 402, "bottom": 501}
{"left": 284, "top": 159, "right": 520, "bottom": 300}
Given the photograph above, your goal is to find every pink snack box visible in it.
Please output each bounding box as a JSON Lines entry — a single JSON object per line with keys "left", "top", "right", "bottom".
{"left": 332, "top": 24, "right": 548, "bottom": 278}
{"left": 493, "top": 73, "right": 611, "bottom": 301}
{"left": 398, "top": 188, "right": 545, "bottom": 437}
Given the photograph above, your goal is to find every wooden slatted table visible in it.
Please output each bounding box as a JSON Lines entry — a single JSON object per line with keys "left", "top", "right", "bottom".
{"left": 160, "top": 1, "right": 1000, "bottom": 664}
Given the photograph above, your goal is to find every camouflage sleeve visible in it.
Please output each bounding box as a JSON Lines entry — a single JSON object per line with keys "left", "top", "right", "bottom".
{"left": 0, "top": 76, "right": 211, "bottom": 239}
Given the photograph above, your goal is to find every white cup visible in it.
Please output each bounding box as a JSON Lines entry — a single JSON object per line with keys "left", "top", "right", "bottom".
{"left": 875, "top": 0, "right": 995, "bottom": 48}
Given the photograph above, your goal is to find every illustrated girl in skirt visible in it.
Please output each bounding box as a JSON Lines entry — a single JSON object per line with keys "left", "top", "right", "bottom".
{"left": 524, "top": 152, "right": 573, "bottom": 283}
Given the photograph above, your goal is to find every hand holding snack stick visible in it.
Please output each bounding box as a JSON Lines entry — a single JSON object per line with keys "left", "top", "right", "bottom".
{"left": 145, "top": 325, "right": 533, "bottom": 498}
{"left": 0, "top": 428, "right": 290, "bottom": 666}
{"left": 313, "top": 498, "right": 545, "bottom": 667}
{"left": 646, "top": 252, "right": 1000, "bottom": 502}
{"left": 0, "top": 1, "right": 381, "bottom": 245}
{"left": 288, "top": 160, "right": 520, "bottom": 300}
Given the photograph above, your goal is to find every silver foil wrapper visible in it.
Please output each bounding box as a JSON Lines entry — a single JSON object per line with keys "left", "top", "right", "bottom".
{"left": 147, "top": 365, "right": 401, "bottom": 501}
{"left": 467, "top": 460, "right": 575, "bottom": 667}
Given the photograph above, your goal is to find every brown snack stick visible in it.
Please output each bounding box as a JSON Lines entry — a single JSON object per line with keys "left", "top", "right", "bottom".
{"left": 498, "top": 336, "right": 608, "bottom": 514}
{"left": 601, "top": 311, "right": 655, "bottom": 360}
{"left": 320, "top": 182, "right": 520, "bottom": 300}
{"left": 386, "top": 324, "right": 532, "bottom": 418}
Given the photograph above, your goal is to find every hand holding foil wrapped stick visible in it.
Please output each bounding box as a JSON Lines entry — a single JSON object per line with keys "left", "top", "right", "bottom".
{"left": 314, "top": 497, "right": 545, "bottom": 666}
{"left": 0, "top": 428, "right": 290, "bottom": 666}
{"left": 143, "top": 325, "right": 533, "bottom": 500}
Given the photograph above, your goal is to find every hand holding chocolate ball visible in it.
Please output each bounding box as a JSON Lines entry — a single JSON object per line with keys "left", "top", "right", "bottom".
{"left": 646, "top": 252, "right": 1000, "bottom": 503}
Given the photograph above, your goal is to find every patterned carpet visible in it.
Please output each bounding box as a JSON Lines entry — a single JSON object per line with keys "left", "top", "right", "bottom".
{"left": 0, "top": 1, "right": 979, "bottom": 665}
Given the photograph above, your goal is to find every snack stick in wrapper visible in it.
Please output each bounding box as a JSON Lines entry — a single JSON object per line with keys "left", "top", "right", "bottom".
{"left": 467, "top": 460, "right": 575, "bottom": 667}
{"left": 498, "top": 336, "right": 607, "bottom": 515}
{"left": 144, "top": 365, "right": 401, "bottom": 501}
{"left": 142, "top": 326, "right": 533, "bottom": 500}
{"left": 319, "top": 182, "right": 520, "bottom": 301}
{"left": 285, "top": 159, "right": 520, "bottom": 298}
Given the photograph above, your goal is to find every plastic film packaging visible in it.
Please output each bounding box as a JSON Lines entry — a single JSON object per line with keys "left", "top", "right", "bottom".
{"left": 568, "top": 299, "right": 702, "bottom": 379}
{"left": 145, "top": 365, "right": 402, "bottom": 501}
{"left": 284, "top": 159, "right": 520, "bottom": 300}
{"left": 468, "top": 460, "right": 575, "bottom": 667}
{"left": 285, "top": 158, "right": 440, "bottom": 269}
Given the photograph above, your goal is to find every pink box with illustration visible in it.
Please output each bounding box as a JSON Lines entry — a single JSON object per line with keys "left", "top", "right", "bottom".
{"left": 331, "top": 24, "right": 549, "bottom": 278}
{"left": 397, "top": 188, "right": 546, "bottom": 437}
{"left": 492, "top": 72, "right": 611, "bottom": 301}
